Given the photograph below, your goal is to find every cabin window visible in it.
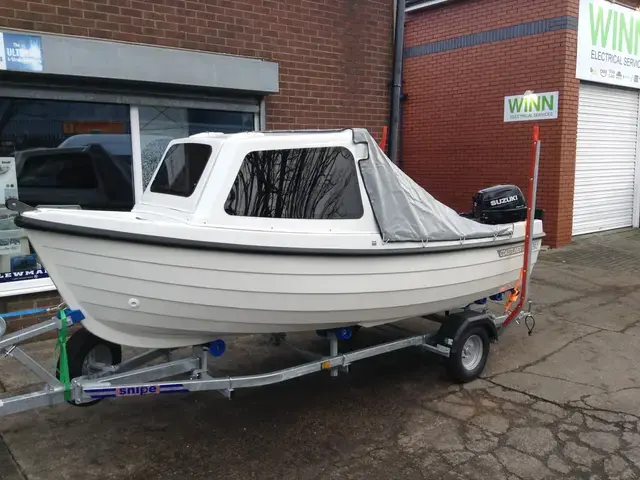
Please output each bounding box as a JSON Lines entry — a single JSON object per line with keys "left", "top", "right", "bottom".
{"left": 150, "top": 143, "right": 212, "bottom": 197}
{"left": 224, "top": 146, "right": 364, "bottom": 219}
{"left": 138, "top": 106, "right": 254, "bottom": 190}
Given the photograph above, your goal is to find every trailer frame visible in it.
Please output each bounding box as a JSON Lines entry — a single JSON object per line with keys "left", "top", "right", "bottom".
{"left": 0, "top": 125, "right": 542, "bottom": 418}
{"left": 0, "top": 303, "right": 533, "bottom": 417}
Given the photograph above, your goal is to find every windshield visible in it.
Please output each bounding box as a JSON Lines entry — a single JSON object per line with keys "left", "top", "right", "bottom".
{"left": 149, "top": 143, "right": 212, "bottom": 197}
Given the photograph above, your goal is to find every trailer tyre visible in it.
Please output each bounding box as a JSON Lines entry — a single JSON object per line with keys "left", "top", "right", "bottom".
{"left": 446, "top": 326, "right": 490, "bottom": 383}
{"left": 56, "top": 327, "right": 122, "bottom": 407}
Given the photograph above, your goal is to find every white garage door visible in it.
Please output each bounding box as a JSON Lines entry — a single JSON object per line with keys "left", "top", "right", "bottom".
{"left": 573, "top": 83, "right": 640, "bottom": 236}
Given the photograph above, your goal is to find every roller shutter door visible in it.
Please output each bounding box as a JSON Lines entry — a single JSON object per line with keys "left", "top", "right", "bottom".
{"left": 573, "top": 83, "right": 639, "bottom": 236}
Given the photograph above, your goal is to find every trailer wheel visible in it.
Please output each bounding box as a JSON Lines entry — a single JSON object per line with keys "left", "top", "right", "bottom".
{"left": 56, "top": 327, "right": 122, "bottom": 407}
{"left": 446, "top": 325, "right": 490, "bottom": 383}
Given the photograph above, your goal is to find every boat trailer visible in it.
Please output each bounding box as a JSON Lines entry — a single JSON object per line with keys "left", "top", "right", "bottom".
{"left": 0, "top": 126, "right": 542, "bottom": 418}
{"left": 0, "top": 301, "right": 534, "bottom": 417}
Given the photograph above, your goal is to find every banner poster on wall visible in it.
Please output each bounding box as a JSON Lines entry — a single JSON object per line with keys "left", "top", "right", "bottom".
{"left": 0, "top": 267, "right": 49, "bottom": 283}
{"left": 0, "top": 158, "right": 21, "bottom": 256}
{"left": 503, "top": 92, "right": 559, "bottom": 122}
{"left": 0, "top": 32, "right": 43, "bottom": 72}
{"left": 577, "top": 0, "right": 640, "bottom": 89}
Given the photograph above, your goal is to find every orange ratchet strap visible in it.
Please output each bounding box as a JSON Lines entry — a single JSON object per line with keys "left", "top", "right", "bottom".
{"left": 504, "top": 270, "right": 523, "bottom": 313}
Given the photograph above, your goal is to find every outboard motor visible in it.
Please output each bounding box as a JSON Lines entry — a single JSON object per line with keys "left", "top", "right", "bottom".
{"left": 471, "top": 185, "right": 527, "bottom": 224}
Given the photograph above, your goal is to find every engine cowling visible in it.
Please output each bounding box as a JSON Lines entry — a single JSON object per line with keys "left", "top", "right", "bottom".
{"left": 471, "top": 185, "right": 527, "bottom": 225}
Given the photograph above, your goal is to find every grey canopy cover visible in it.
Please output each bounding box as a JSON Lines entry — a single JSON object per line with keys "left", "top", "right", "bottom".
{"left": 353, "top": 128, "right": 514, "bottom": 243}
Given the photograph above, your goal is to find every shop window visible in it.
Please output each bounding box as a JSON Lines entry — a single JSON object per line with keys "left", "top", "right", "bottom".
{"left": 0, "top": 98, "right": 256, "bottom": 292}
{"left": 17, "top": 151, "right": 99, "bottom": 189}
{"left": 224, "top": 147, "right": 364, "bottom": 219}
{"left": 139, "top": 106, "right": 254, "bottom": 190}
{"left": 150, "top": 143, "right": 212, "bottom": 197}
{"left": 0, "top": 97, "right": 132, "bottom": 285}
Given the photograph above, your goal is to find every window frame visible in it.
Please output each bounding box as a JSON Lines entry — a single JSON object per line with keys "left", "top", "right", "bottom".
{"left": 223, "top": 145, "right": 365, "bottom": 221}
{"left": 209, "top": 140, "right": 371, "bottom": 235}
{"left": 149, "top": 142, "right": 214, "bottom": 198}
{"left": 0, "top": 97, "right": 260, "bottom": 298}
{"left": 137, "top": 138, "right": 221, "bottom": 215}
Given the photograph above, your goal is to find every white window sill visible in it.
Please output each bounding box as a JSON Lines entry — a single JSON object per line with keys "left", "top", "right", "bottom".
{"left": 0, "top": 278, "right": 57, "bottom": 298}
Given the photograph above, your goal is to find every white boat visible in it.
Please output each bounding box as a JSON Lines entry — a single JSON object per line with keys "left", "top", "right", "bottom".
{"left": 11, "top": 128, "right": 544, "bottom": 349}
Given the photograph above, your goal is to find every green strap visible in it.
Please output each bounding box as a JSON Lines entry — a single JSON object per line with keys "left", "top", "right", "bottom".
{"left": 55, "top": 309, "right": 71, "bottom": 401}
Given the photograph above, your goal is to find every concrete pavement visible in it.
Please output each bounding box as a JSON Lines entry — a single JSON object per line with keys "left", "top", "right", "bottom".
{"left": 2, "top": 229, "right": 640, "bottom": 479}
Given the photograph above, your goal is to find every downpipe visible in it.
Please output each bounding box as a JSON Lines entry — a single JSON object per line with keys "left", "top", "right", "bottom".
{"left": 388, "top": 0, "right": 405, "bottom": 165}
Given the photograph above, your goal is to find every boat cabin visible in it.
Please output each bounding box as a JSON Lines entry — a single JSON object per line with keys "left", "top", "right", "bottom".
{"left": 133, "top": 128, "right": 516, "bottom": 247}
{"left": 135, "top": 129, "right": 378, "bottom": 236}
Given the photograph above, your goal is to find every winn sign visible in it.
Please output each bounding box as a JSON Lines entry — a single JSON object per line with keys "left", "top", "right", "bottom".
{"left": 503, "top": 92, "right": 559, "bottom": 122}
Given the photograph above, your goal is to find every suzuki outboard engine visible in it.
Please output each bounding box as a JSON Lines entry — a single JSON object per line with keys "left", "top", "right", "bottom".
{"left": 471, "top": 185, "right": 527, "bottom": 225}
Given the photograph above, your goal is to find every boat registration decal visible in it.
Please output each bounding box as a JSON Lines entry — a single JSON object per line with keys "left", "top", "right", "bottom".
{"left": 497, "top": 245, "right": 524, "bottom": 258}
{"left": 497, "top": 240, "right": 541, "bottom": 258}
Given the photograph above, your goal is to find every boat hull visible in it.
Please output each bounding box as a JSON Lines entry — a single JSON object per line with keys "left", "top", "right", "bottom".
{"left": 25, "top": 228, "right": 542, "bottom": 348}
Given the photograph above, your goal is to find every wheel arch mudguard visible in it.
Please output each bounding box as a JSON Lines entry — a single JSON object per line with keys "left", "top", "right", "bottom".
{"left": 429, "top": 311, "right": 498, "bottom": 355}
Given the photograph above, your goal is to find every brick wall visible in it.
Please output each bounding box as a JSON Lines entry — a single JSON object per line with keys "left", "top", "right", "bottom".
{"left": 403, "top": 0, "right": 579, "bottom": 248}
{"left": 0, "top": 0, "right": 394, "bottom": 336}
{"left": 0, "top": 0, "right": 393, "bottom": 137}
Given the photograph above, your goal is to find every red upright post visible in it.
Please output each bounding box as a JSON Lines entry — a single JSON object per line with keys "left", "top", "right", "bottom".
{"left": 379, "top": 126, "right": 389, "bottom": 152}
{"left": 502, "top": 125, "right": 540, "bottom": 328}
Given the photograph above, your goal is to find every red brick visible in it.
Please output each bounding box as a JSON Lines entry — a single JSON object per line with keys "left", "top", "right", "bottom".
{"left": 2, "top": 0, "right": 392, "bottom": 231}
{"left": 403, "top": 0, "right": 579, "bottom": 248}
